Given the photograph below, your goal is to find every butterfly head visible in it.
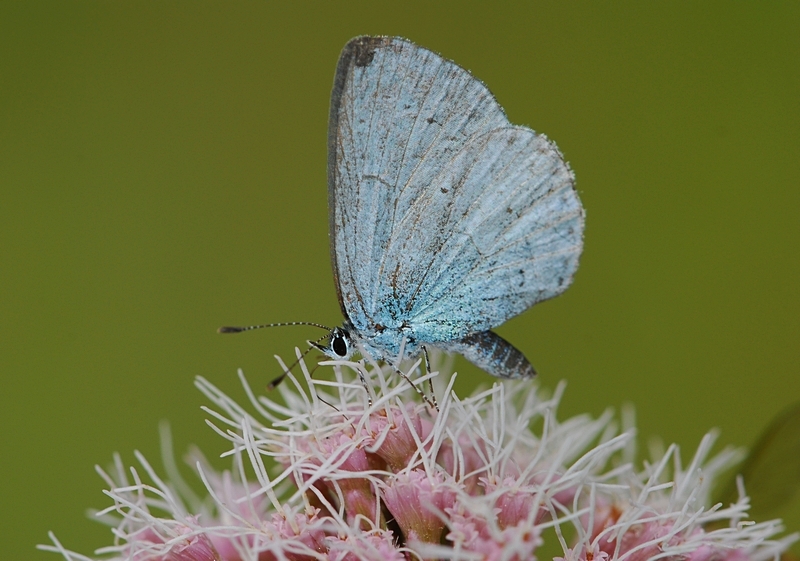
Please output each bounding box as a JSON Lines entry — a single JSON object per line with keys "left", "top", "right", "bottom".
{"left": 310, "top": 324, "right": 356, "bottom": 360}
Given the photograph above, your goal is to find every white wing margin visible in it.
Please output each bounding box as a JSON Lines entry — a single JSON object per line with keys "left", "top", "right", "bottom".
{"left": 328, "top": 37, "right": 584, "bottom": 341}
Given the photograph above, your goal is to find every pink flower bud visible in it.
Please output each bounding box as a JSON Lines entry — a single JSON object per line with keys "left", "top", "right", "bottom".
{"left": 383, "top": 469, "right": 455, "bottom": 544}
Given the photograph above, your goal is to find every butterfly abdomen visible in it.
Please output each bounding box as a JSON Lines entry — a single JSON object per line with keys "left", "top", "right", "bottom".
{"left": 440, "top": 330, "right": 536, "bottom": 379}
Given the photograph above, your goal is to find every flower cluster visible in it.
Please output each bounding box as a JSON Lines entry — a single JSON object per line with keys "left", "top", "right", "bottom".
{"left": 42, "top": 353, "right": 795, "bottom": 561}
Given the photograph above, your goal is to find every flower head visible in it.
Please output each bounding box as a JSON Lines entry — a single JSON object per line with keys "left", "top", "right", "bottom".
{"left": 42, "top": 353, "right": 796, "bottom": 561}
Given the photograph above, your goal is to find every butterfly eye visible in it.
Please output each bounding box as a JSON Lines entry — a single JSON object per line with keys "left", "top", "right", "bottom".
{"left": 331, "top": 330, "right": 349, "bottom": 357}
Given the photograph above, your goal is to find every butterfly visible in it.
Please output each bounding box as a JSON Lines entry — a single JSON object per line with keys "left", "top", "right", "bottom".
{"left": 222, "top": 36, "right": 585, "bottom": 382}
{"left": 314, "top": 35, "right": 584, "bottom": 380}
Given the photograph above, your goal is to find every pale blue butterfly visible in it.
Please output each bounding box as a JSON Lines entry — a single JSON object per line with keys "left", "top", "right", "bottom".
{"left": 222, "top": 36, "right": 585, "bottom": 382}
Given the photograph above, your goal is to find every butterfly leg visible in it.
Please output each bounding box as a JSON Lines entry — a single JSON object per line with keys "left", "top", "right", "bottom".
{"left": 388, "top": 360, "right": 437, "bottom": 410}
{"left": 355, "top": 362, "right": 374, "bottom": 407}
{"left": 267, "top": 341, "right": 326, "bottom": 390}
{"left": 422, "top": 346, "right": 439, "bottom": 411}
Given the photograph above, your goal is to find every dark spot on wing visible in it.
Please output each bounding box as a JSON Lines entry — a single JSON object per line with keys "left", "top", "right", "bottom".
{"left": 352, "top": 37, "right": 386, "bottom": 67}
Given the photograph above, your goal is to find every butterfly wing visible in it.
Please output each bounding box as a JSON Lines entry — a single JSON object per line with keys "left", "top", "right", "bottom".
{"left": 328, "top": 36, "right": 583, "bottom": 344}
{"left": 390, "top": 125, "right": 583, "bottom": 342}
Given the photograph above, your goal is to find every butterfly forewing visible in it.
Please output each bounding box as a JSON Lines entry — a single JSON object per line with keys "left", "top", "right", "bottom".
{"left": 329, "top": 37, "right": 508, "bottom": 328}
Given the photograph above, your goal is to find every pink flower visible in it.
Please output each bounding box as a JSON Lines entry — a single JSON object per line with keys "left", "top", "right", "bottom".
{"left": 324, "top": 530, "right": 405, "bottom": 561}
{"left": 41, "top": 355, "right": 796, "bottom": 561}
{"left": 446, "top": 504, "right": 541, "bottom": 561}
{"left": 382, "top": 468, "right": 455, "bottom": 543}
{"left": 315, "top": 432, "right": 383, "bottom": 527}
{"left": 555, "top": 543, "right": 609, "bottom": 561}
{"left": 362, "top": 402, "right": 433, "bottom": 472}
{"left": 124, "top": 519, "right": 221, "bottom": 561}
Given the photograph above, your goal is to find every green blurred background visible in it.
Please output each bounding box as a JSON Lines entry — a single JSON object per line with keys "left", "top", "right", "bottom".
{"left": 2, "top": 2, "right": 798, "bottom": 558}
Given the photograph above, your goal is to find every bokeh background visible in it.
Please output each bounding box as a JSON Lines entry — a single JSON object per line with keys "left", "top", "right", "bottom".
{"left": 2, "top": 2, "right": 798, "bottom": 558}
